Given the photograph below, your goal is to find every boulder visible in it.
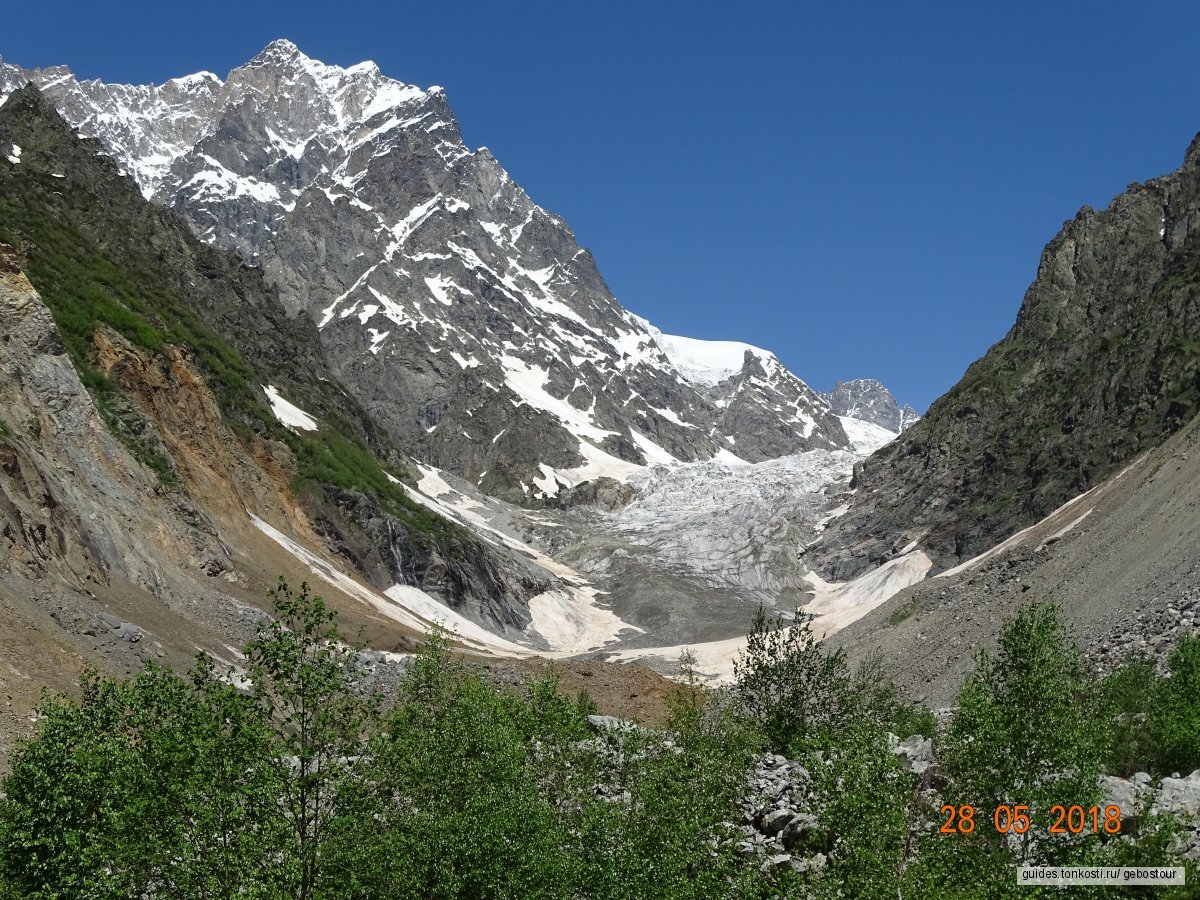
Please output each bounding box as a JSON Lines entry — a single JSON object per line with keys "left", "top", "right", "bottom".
{"left": 760, "top": 808, "right": 796, "bottom": 836}
{"left": 1153, "top": 771, "right": 1200, "bottom": 819}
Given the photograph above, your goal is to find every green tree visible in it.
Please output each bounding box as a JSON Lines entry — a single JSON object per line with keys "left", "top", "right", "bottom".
{"left": 330, "top": 631, "right": 573, "bottom": 899}
{"left": 809, "top": 720, "right": 916, "bottom": 900}
{"left": 732, "top": 607, "right": 855, "bottom": 755}
{"left": 242, "top": 578, "right": 379, "bottom": 899}
{"left": 943, "top": 603, "right": 1103, "bottom": 864}
{"left": 0, "top": 578, "right": 374, "bottom": 899}
{"left": 0, "top": 661, "right": 285, "bottom": 899}
{"left": 1095, "top": 655, "right": 1159, "bottom": 774}
{"left": 1151, "top": 634, "right": 1200, "bottom": 774}
{"left": 0, "top": 673, "right": 138, "bottom": 898}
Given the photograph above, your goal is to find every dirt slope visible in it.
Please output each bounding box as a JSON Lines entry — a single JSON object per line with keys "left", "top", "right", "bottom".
{"left": 827, "top": 410, "right": 1200, "bottom": 706}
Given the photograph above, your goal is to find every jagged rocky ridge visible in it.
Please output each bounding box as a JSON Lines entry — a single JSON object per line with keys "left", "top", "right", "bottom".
{"left": 0, "top": 42, "right": 873, "bottom": 504}
{"left": 824, "top": 379, "right": 919, "bottom": 433}
{"left": 811, "top": 134, "right": 1200, "bottom": 580}
{"left": 0, "top": 84, "right": 562, "bottom": 633}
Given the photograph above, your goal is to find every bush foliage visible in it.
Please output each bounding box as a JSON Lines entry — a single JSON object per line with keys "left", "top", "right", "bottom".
{"left": 0, "top": 590, "right": 1196, "bottom": 898}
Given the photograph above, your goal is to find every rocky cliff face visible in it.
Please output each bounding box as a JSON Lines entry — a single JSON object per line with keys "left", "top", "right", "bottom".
{"left": 825, "top": 379, "right": 918, "bottom": 432}
{"left": 0, "top": 85, "right": 564, "bottom": 635}
{"left": 811, "top": 135, "right": 1200, "bottom": 580}
{"left": 0, "top": 42, "right": 851, "bottom": 503}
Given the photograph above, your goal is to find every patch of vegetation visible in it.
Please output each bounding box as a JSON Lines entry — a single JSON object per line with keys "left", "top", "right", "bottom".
{"left": 0, "top": 590, "right": 1196, "bottom": 898}
{"left": 885, "top": 596, "right": 920, "bottom": 626}
{"left": 1153, "top": 635, "right": 1200, "bottom": 774}
{"left": 0, "top": 187, "right": 267, "bottom": 428}
{"left": 284, "top": 424, "right": 454, "bottom": 540}
{"left": 0, "top": 149, "right": 446, "bottom": 534}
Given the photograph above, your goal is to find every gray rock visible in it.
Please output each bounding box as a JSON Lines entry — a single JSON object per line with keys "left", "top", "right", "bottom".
{"left": 1099, "top": 774, "right": 1152, "bottom": 819}
{"left": 892, "top": 733, "right": 934, "bottom": 775}
{"left": 1153, "top": 771, "right": 1200, "bottom": 819}
{"left": 780, "top": 813, "right": 819, "bottom": 850}
{"left": 760, "top": 808, "right": 796, "bottom": 836}
{"left": 811, "top": 140, "right": 1200, "bottom": 579}
{"left": 825, "top": 379, "right": 918, "bottom": 433}
{"left": 789, "top": 852, "right": 827, "bottom": 874}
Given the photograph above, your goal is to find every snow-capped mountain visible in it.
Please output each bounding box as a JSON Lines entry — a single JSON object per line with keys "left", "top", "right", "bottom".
{"left": 825, "top": 379, "right": 919, "bottom": 434}
{"left": 0, "top": 41, "right": 893, "bottom": 503}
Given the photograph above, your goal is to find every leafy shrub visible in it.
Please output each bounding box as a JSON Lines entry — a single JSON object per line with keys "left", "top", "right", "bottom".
{"left": 943, "top": 603, "right": 1104, "bottom": 863}
{"left": 732, "top": 608, "right": 856, "bottom": 755}
{"left": 1096, "top": 655, "right": 1159, "bottom": 774}
{"left": 1151, "top": 634, "right": 1200, "bottom": 774}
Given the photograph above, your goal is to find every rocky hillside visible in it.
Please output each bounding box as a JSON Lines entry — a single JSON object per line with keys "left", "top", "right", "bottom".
{"left": 0, "top": 84, "right": 576, "bottom": 657}
{"left": 825, "top": 404, "right": 1200, "bottom": 707}
{"left": 0, "top": 42, "right": 859, "bottom": 504}
{"left": 812, "top": 135, "right": 1200, "bottom": 580}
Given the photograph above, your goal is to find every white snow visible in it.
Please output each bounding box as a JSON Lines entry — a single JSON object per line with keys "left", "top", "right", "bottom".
{"left": 838, "top": 415, "right": 897, "bottom": 454}
{"left": 529, "top": 440, "right": 649, "bottom": 497}
{"left": 650, "top": 406, "right": 693, "bottom": 428}
{"left": 607, "top": 549, "right": 932, "bottom": 682}
{"left": 383, "top": 585, "right": 528, "bottom": 652}
{"left": 248, "top": 513, "right": 532, "bottom": 657}
{"left": 424, "top": 274, "right": 471, "bottom": 307}
{"left": 367, "top": 328, "right": 390, "bottom": 354}
{"left": 262, "top": 384, "right": 318, "bottom": 431}
{"left": 480, "top": 221, "right": 507, "bottom": 244}
{"left": 168, "top": 71, "right": 222, "bottom": 90}
{"left": 526, "top": 587, "right": 634, "bottom": 654}
{"left": 641, "top": 321, "right": 775, "bottom": 387}
{"left": 499, "top": 355, "right": 616, "bottom": 443}
{"left": 629, "top": 430, "right": 678, "bottom": 465}
{"left": 385, "top": 195, "right": 441, "bottom": 253}
{"left": 802, "top": 550, "right": 933, "bottom": 634}
{"left": 5, "top": 144, "right": 20, "bottom": 165}
{"left": 712, "top": 447, "right": 751, "bottom": 466}
{"left": 184, "top": 156, "right": 290, "bottom": 207}
{"left": 1035, "top": 509, "right": 1093, "bottom": 551}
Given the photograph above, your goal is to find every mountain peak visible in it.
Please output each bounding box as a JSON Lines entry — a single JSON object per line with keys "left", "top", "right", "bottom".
{"left": 166, "top": 71, "right": 223, "bottom": 91}
{"left": 1, "top": 46, "right": 860, "bottom": 495}
{"left": 825, "top": 378, "right": 917, "bottom": 433}
{"left": 250, "top": 38, "right": 306, "bottom": 65}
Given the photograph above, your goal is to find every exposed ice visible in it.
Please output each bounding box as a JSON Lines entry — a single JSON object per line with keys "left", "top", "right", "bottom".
{"left": 838, "top": 415, "right": 897, "bottom": 454}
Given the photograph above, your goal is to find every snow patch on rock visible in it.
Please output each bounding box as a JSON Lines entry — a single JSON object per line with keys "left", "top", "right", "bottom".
{"left": 262, "top": 384, "right": 318, "bottom": 431}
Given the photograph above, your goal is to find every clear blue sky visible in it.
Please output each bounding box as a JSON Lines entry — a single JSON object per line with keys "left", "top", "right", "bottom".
{"left": 5, "top": 1, "right": 1200, "bottom": 411}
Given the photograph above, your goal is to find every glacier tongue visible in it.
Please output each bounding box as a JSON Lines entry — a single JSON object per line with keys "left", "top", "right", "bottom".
{"left": 375, "top": 444, "right": 889, "bottom": 673}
